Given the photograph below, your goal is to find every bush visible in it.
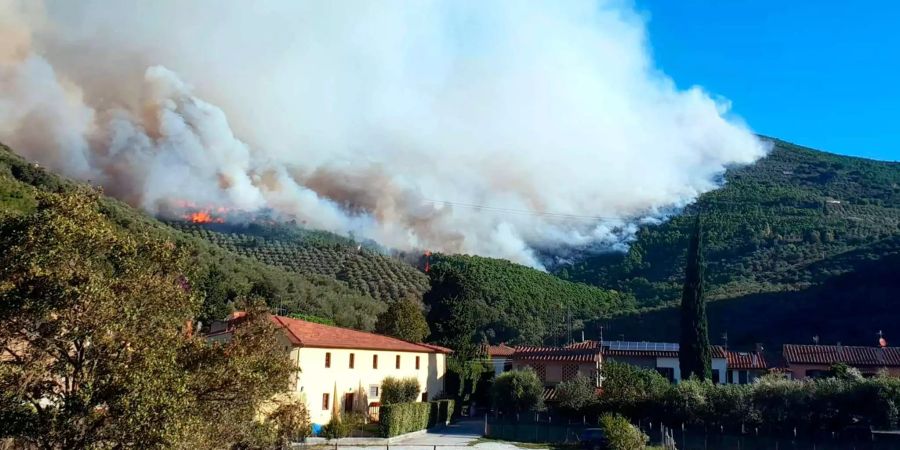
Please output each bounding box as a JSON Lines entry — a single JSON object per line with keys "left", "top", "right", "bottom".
{"left": 382, "top": 377, "right": 421, "bottom": 405}
{"left": 599, "top": 361, "right": 670, "bottom": 419}
{"left": 266, "top": 398, "right": 312, "bottom": 444}
{"left": 491, "top": 368, "right": 545, "bottom": 414}
{"left": 379, "top": 402, "right": 431, "bottom": 437}
{"left": 321, "top": 412, "right": 361, "bottom": 439}
{"left": 379, "top": 400, "right": 455, "bottom": 437}
{"left": 556, "top": 374, "right": 599, "bottom": 413}
{"left": 598, "top": 414, "right": 648, "bottom": 450}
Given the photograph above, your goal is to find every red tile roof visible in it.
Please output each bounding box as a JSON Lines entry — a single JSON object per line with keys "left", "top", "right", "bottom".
{"left": 513, "top": 345, "right": 601, "bottom": 363}
{"left": 725, "top": 350, "right": 768, "bottom": 370}
{"left": 486, "top": 343, "right": 516, "bottom": 357}
{"left": 783, "top": 344, "right": 900, "bottom": 367}
{"left": 208, "top": 313, "right": 450, "bottom": 354}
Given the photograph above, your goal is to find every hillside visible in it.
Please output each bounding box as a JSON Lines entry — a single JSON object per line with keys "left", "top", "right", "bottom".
{"left": 600, "top": 238, "right": 900, "bottom": 349}
{"left": 424, "top": 254, "right": 635, "bottom": 346}
{"left": 167, "top": 222, "right": 430, "bottom": 303}
{"left": 0, "top": 143, "right": 385, "bottom": 329}
{"left": 556, "top": 138, "right": 900, "bottom": 307}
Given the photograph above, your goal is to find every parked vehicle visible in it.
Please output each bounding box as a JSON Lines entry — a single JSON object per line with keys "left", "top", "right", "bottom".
{"left": 579, "top": 428, "right": 608, "bottom": 450}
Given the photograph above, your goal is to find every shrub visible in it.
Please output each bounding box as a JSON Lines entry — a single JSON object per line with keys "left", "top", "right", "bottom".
{"left": 599, "top": 361, "right": 670, "bottom": 419}
{"left": 598, "top": 414, "right": 648, "bottom": 450}
{"left": 556, "top": 374, "right": 599, "bottom": 413}
{"left": 382, "top": 377, "right": 422, "bottom": 404}
{"left": 379, "top": 402, "right": 431, "bottom": 437}
{"left": 663, "top": 378, "right": 710, "bottom": 425}
{"left": 321, "top": 414, "right": 353, "bottom": 439}
{"left": 491, "top": 368, "right": 545, "bottom": 414}
{"left": 266, "top": 398, "right": 312, "bottom": 444}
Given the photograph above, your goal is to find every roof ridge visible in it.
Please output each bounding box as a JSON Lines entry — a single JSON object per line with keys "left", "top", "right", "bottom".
{"left": 272, "top": 315, "right": 304, "bottom": 346}
{"left": 273, "top": 314, "right": 443, "bottom": 353}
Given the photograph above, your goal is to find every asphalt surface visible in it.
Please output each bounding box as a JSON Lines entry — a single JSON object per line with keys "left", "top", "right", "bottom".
{"left": 335, "top": 419, "right": 545, "bottom": 450}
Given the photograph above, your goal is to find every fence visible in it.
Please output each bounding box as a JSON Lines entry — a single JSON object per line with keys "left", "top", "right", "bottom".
{"left": 485, "top": 414, "right": 900, "bottom": 449}
{"left": 638, "top": 421, "right": 900, "bottom": 450}
{"left": 484, "top": 413, "right": 596, "bottom": 443}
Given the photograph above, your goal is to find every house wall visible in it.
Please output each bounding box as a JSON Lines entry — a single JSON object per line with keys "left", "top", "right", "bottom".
{"left": 511, "top": 361, "right": 599, "bottom": 387}
{"left": 491, "top": 357, "right": 513, "bottom": 377}
{"left": 786, "top": 363, "right": 900, "bottom": 379}
{"left": 295, "top": 347, "right": 446, "bottom": 425}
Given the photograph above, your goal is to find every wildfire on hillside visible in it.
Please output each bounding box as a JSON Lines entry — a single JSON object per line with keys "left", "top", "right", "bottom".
{"left": 187, "top": 211, "right": 225, "bottom": 224}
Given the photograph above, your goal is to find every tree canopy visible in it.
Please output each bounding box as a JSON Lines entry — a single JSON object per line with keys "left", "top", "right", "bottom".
{"left": 375, "top": 297, "right": 430, "bottom": 342}
{"left": 0, "top": 190, "right": 294, "bottom": 449}
{"left": 679, "top": 215, "right": 712, "bottom": 380}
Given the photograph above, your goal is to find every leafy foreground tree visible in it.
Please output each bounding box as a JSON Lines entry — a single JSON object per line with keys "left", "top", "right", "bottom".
{"left": 679, "top": 215, "right": 712, "bottom": 380}
{"left": 0, "top": 190, "right": 294, "bottom": 449}
{"left": 490, "top": 368, "right": 545, "bottom": 414}
{"left": 375, "top": 297, "right": 430, "bottom": 342}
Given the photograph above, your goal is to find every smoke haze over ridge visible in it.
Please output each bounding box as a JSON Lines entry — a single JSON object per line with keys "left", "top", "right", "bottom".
{"left": 0, "top": 0, "right": 768, "bottom": 267}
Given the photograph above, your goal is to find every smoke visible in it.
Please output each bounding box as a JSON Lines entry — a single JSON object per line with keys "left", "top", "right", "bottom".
{"left": 0, "top": 0, "right": 768, "bottom": 267}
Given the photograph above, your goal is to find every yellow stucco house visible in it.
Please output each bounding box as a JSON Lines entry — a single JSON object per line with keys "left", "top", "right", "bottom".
{"left": 208, "top": 312, "right": 450, "bottom": 426}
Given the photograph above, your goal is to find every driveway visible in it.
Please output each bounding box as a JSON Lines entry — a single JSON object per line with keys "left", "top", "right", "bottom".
{"left": 333, "top": 418, "right": 548, "bottom": 450}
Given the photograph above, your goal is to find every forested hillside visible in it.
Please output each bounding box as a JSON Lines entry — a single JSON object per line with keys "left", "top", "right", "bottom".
{"left": 601, "top": 238, "right": 900, "bottom": 349}
{"left": 557, "top": 138, "right": 900, "bottom": 307}
{"left": 425, "top": 254, "right": 635, "bottom": 346}
{"left": 0, "top": 143, "right": 385, "bottom": 329}
{"left": 168, "top": 222, "right": 430, "bottom": 303}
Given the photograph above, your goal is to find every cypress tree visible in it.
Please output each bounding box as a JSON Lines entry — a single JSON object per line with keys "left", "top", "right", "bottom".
{"left": 679, "top": 214, "right": 712, "bottom": 380}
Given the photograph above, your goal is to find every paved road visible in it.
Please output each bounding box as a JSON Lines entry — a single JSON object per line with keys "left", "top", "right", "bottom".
{"left": 335, "top": 418, "right": 546, "bottom": 450}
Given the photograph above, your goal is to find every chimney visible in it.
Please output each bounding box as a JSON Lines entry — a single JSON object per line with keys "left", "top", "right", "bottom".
{"left": 755, "top": 343, "right": 764, "bottom": 353}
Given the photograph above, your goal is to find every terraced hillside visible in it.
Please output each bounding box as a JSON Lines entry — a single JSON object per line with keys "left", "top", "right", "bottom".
{"left": 168, "top": 222, "right": 430, "bottom": 302}
{"left": 0, "top": 143, "right": 385, "bottom": 329}
{"left": 556, "top": 138, "right": 900, "bottom": 306}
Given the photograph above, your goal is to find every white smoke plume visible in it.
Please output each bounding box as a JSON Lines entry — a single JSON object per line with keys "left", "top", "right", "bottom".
{"left": 0, "top": 0, "right": 768, "bottom": 267}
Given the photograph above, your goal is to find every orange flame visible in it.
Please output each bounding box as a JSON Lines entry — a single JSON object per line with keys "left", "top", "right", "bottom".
{"left": 187, "top": 211, "right": 225, "bottom": 224}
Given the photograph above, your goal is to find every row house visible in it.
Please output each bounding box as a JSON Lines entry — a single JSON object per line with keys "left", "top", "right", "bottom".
{"left": 487, "top": 340, "right": 769, "bottom": 393}
{"left": 782, "top": 344, "right": 900, "bottom": 379}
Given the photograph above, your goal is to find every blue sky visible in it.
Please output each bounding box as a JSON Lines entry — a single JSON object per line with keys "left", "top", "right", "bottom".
{"left": 634, "top": 0, "right": 899, "bottom": 161}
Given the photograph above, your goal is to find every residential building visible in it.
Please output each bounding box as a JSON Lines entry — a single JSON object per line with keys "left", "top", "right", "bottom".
{"left": 511, "top": 341, "right": 603, "bottom": 387}
{"left": 724, "top": 347, "right": 768, "bottom": 384}
{"left": 510, "top": 341, "right": 602, "bottom": 402}
{"left": 485, "top": 343, "right": 515, "bottom": 377}
{"left": 782, "top": 344, "right": 900, "bottom": 379}
{"left": 601, "top": 341, "right": 729, "bottom": 384}
{"left": 207, "top": 313, "right": 451, "bottom": 426}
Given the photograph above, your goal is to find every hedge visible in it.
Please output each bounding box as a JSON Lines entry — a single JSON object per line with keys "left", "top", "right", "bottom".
{"left": 379, "top": 399, "right": 456, "bottom": 437}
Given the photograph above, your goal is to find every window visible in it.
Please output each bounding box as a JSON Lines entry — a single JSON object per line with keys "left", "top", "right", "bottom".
{"left": 421, "top": 392, "right": 428, "bottom": 402}
{"left": 322, "top": 393, "right": 330, "bottom": 410}
{"left": 738, "top": 370, "right": 749, "bottom": 384}
{"left": 712, "top": 369, "right": 721, "bottom": 384}
{"left": 369, "top": 385, "right": 380, "bottom": 398}
{"left": 325, "top": 352, "right": 331, "bottom": 368}
{"left": 349, "top": 353, "right": 355, "bottom": 369}
{"left": 415, "top": 356, "right": 420, "bottom": 370}
{"left": 373, "top": 354, "right": 378, "bottom": 369}
{"left": 396, "top": 355, "right": 401, "bottom": 369}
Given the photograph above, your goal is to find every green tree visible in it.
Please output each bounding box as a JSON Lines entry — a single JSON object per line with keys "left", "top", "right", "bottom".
{"left": 490, "top": 368, "right": 544, "bottom": 414}
{"left": 375, "top": 297, "right": 430, "bottom": 342}
{"left": 0, "top": 190, "right": 294, "bottom": 449}
{"left": 679, "top": 215, "right": 712, "bottom": 380}
{"left": 555, "top": 374, "right": 598, "bottom": 413}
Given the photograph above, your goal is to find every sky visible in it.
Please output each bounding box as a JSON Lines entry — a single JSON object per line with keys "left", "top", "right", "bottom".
{"left": 635, "top": 0, "right": 899, "bottom": 162}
